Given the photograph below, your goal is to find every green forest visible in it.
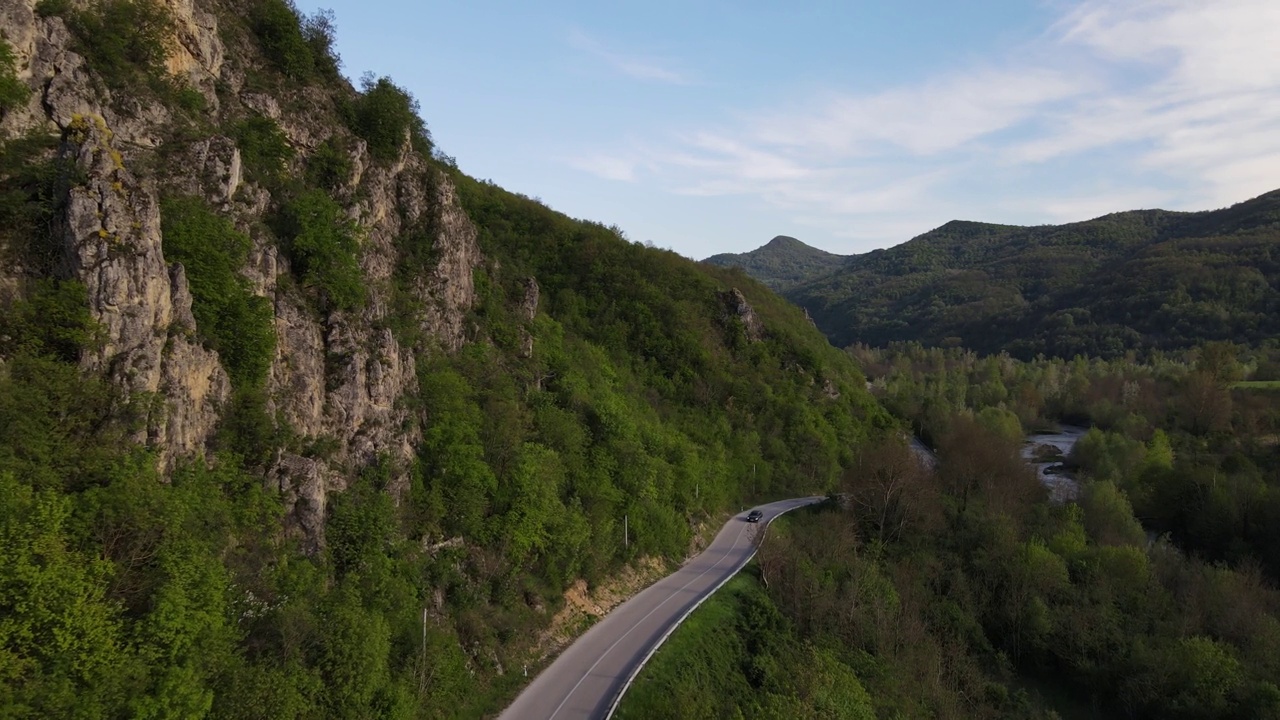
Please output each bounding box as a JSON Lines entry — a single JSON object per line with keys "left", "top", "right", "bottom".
{"left": 766, "top": 198, "right": 1280, "bottom": 358}
{"left": 703, "top": 235, "right": 848, "bottom": 291}
{"left": 623, "top": 342, "right": 1280, "bottom": 718}
{"left": 0, "top": 0, "right": 895, "bottom": 716}
{"left": 4, "top": 0, "right": 1280, "bottom": 718}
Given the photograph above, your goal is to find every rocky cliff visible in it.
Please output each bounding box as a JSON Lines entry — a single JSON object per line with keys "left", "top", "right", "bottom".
{"left": 0, "top": 2, "right": 891, "bottom": 714}
{"left": 0, "top": 0, "right": 481, "bottom": 546}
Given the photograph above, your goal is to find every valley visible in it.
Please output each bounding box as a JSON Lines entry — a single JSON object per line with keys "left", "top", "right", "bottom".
{"left": 1, "top": 1, "right": 1277, "bottom": 719}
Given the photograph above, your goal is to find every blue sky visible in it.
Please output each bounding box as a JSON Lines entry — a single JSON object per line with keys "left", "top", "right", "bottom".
{"left": 293, "top": 0, "right": 1280, "bottom": 258}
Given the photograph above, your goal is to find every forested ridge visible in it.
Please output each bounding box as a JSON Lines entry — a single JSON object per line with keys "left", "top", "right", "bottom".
{"left": 703, "top": 234, "right": 848, "bottom": 290}
{"left": 0, "top": 0, "right": 890, "bottom": 716}
{"left": 768, "top": 191, "right": 1280, "bottom": 358}
{"left": 6, "top": 1, "right": 1280, "bottom": 719}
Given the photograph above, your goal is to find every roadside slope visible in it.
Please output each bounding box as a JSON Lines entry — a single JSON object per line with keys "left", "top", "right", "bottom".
{"left": 499, "top": 497, "right": 822, "bottom": 720}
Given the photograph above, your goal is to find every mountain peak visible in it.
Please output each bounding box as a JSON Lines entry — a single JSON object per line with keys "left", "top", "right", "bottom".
{"left": 702, "top": 236, "right": 847, "bottom": 290}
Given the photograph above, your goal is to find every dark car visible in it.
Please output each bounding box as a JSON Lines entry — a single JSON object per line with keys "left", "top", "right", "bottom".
{"left": 746, "top": 510, "right": 763, "bottom": 523}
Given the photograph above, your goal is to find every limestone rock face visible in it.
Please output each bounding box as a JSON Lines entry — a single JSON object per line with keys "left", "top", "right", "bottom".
{"left": 263, "top": 154, "right": 481, "bottom": 547}
{"left": 722, "top": 288, "right": 766, "bottom": 342}
{"left": 160, "top": 0, "right": 225, "bottom": 89}
{"left": 0, "top": 0, "right": 485, "bottom": 548}
{"left": 521, "top": 277, "right": 540, "bottom": 322}
{"left": 420, "top": 178, "right": 482, "bottom": 352}
{"left": 60, "top": 116, "right": 230, "bottom": 471}
{"left": 14, "top": 12, "right": 99, "bottom": 134}
{"left": 0, "top": 4, "right": 157, "bottom": 142}
{"left": 170, "top": 136, "right": 242, "bottom": 206}
{"left": 518, "top": 277, "right": 539, "bottom": 358}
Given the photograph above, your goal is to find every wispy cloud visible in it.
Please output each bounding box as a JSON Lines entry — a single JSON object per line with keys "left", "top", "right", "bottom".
{"left": 568, "top": 28, "right": 692, "bottom": 85}
{"left": 569, "top": 0, "right": 1280, "bottom": 250}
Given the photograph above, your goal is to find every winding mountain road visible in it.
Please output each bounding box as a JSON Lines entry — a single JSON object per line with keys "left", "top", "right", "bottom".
{"left": 498, "top": 496, "right": 824, "bottom": 720}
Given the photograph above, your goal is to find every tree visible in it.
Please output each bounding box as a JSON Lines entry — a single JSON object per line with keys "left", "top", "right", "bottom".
{"left": 844, "top": 438, "right": 935, "bottom": 546}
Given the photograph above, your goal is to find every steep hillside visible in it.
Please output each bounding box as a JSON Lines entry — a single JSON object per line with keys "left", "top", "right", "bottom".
{"left": 784, "top": 192, "right": 1280, "bottom": 357}
{"left": 703, "top": 234, "right": 847, "bottom": 290}
{"left": 0, "top": 1, "right": 890, "bottom": 716}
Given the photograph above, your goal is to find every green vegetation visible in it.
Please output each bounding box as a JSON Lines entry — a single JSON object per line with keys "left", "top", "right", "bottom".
{"left": 1233, "top": 380, "right": 1280, "bottom": 390}
{"left": 276, "top": 189, "right": 364, "bottom": 311}
{"left": 617, "top": 571, "right": 875, "bottom": 720}
{"left": 250, "top": 0, "right": 340, "bottom": 81}
{"left": 233, "top": 115, "right": 294, "bottom": 187}
{"left": 632, "top": 389, "right": 1280, "bottom": 718}
{"left": 350, "top": 74, "right": 431, "bottom": 161}
{"left": 0, "top": 279, "right": 98, "bottom": 362}
{"left": 855, "top": 340, "right": 1280, "bottom": 579}
{"left": 781, "top": 192, "right": 1280, "bottom": 358}
{"left": 37, "top": 0, "right": 174, "bottom": 91}
{"left": 0, "top": 133, "right": 72, "bottom": 275}
{"left": 0, "top": 39, "right": 30, "bottom": 112}
{"left": 703, "top": 234, "right": 848, "bottom": 290}
{"left": 629, "top": 337, "right": 1280, "bottom": 718}
{"left": 160, "top": 196, "right": 275, "bottom": 389}
{"left": 305, "top": 136, "right": 352, "bottom": 192}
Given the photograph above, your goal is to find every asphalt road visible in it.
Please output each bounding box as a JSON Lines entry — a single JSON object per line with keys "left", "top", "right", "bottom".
{"left": 498, "top": 496, "right": 824, "bottom": 720}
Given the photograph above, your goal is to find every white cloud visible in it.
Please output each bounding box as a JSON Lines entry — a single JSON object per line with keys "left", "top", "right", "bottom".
{"left": 567, "top": 0, "right": 1280, "bottom": 249}
{"left": 567, "top": 153, "right": 639, "bottom": 182}
{"left": 748, "top": 67, "right": 1088, "bottom": 157}
{"left": 568, "top": 29, "right": 692, "bottom": 85}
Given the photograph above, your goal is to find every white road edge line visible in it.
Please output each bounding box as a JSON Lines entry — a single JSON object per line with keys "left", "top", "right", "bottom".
{"left": 602, "top": 497, "right": 821, "bottom": 720}
{"left": 547, "top": 516, "right": 753, "bottom": 719}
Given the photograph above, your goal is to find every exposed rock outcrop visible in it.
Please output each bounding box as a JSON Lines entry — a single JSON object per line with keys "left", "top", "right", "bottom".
{"left": 171, "top": 136, "right": 242, "bottom": 206}
{"left": 60, "top": 115, "right": 229, "bottom": 471}
{"left": 518, "top": 276, "right": 539, "bottom": 358}
{"left": 419, "top": 178, "right": 481, "bottom": 352}
{"left": 721, "top": 287, "right": 765, "bottom": 342}
{"left": 0, "top": 0, "right": 485, "bottom": 549}
{"left": 160, "top": 0, "right": 225, "bottom": 93}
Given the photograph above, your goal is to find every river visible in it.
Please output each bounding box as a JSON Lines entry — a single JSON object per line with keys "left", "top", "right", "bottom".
{"left": 1022, "top": 425, "right": 1089, "bottom": 502}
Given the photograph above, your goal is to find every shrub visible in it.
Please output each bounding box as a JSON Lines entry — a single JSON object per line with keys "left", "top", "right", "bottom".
{"left": 51, "top": 0, "right": 175, "bottom": 89}
{"left": 233, "top": 115, "right": 293, "bottom": 187}
{"left": 0, "top": 39, "right": 30, "bottom": 112}
{"left": 350, "top": 74, "right": 431, "bottom": 162}
{"left": 251, "top": 0, "right": 340, "bottom": 81}
{"left": 160, "top": 196, "right": 275, "bottom": 389}
{"left": 0, "top": 280, "right": 97, "bottom": 362}
{"left": 277, "top": 190, "right": 364, "bottom": 311}
{"left": 0, "top": 134, "right": 70, "bottom": 273}
{"left": 251, "top": 0, "right": 313, "bottom": 80}
{"left": 305, "top": 136, "right": 351, "bottom": 191}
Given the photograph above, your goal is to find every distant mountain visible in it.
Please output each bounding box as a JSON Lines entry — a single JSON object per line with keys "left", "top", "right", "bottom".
{"left": 778, "top": 190, "right": 1280, "bottom": 358}
{"left": 703, "top": 235, "right": 848, "bottom": 290}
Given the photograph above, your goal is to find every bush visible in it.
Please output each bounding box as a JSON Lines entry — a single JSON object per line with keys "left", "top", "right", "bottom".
{"left": 251, "top": 0, "right": 313, "bottom": 80}
{"left": 233, "top": 115, "right": 293, "bottom": 187}
{"left": 160, "top": 196, "right": 275, "bottom": 389}
{"left": 350, "top": 75, "right": 431, "bottom": 162}
{"left": 0, "top": 280, "right": 98, "bottom": 362}
{"left": 277, "top": 190, "right": 364, "bottom": 311}
{"left": 0, "top": 134, "right": 72, "bottom": 273}
{"left": 0, "top": 39, "right": 30, "bottom": 112}
{"left": 305, "top": 136, "right": 351, "bottom": 191}
{"left": 251, "top": 0, "right": 340, "bottom": 81}
{"left": 50, "top": 0, "right": 175, "bottom": 90}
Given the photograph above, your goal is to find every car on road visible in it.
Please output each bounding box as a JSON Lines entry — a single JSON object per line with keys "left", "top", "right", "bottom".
{"left": 746, "top": 510, "right": 763, "bottom": 523}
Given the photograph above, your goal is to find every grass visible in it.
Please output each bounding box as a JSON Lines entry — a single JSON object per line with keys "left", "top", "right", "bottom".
{"left": 613, "top": 572, "right": 753, "bottom": 719}
{"left": 1232, "top": 380, "right": 1280, "bottom": 390}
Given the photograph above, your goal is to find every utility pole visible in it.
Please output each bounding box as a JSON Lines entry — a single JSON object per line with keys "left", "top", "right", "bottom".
{"left": 624, "top": 514, "right": 629, "bottom": 550}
